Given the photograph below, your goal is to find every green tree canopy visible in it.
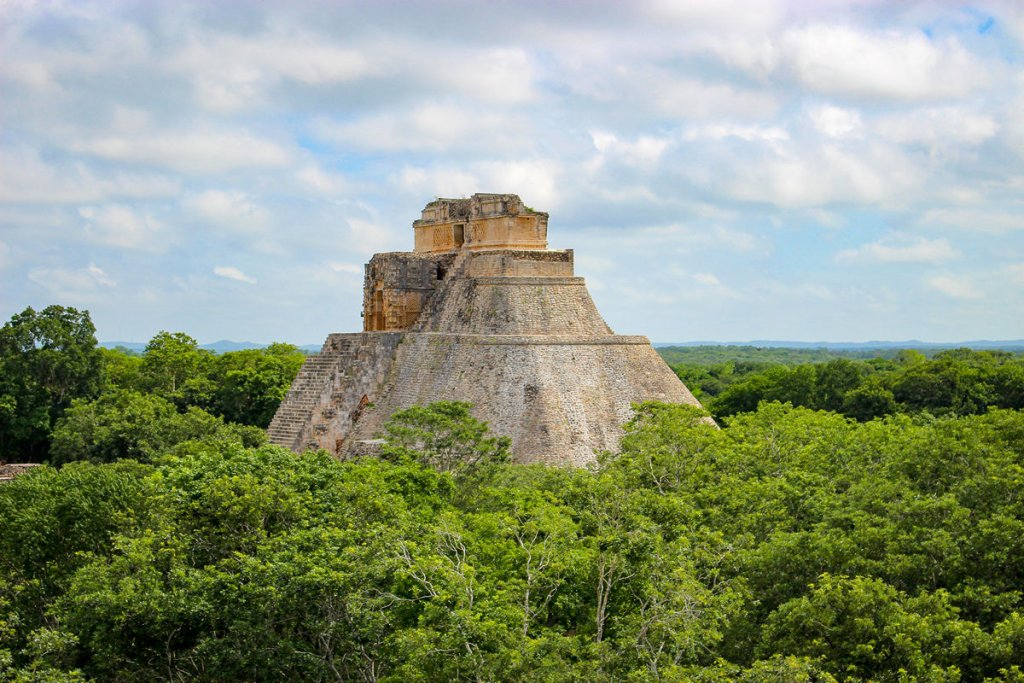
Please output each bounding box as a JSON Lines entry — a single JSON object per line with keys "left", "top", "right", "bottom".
{"left": 0, "top": 306, "right": 103, "bottom": 461}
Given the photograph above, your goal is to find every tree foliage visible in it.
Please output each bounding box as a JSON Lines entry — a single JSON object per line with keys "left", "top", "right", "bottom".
{"left": 0, "top": 306, "right": 103, "bottom": 461}
{"left": 670, "top": 348, "right": 1024, "bottom": 422}
{"left": 0, "top": 305, "right": 305, "bottom": 463}
{"left": 2, "top": 401, "right": 1023, "bottom": 681}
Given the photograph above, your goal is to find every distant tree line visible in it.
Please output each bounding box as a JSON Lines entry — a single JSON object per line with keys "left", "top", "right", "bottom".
{"left": 668, "top": 349, "right": 1024, "bottom": 422}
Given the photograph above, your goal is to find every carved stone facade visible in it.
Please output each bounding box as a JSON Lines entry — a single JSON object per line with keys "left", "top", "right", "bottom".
{"left": 413, "top": 193, "right": 548, "bottom": 254}
{"left": 269, "top": 194, "right": 703, "bottom": 467}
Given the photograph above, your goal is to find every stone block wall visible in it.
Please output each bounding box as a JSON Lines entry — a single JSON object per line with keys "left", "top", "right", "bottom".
{"left": 267, "top": 332, "right": 402, "bottom": 453}
{"left": 413, "top": 193, "right": 548, "bottom": 253}
{"left": 348, "top": 334, "right": 699, "bottom": 467}
{"left": 269, "top": 194, "right": 706, "bottom": 466}
{"left": 363, "top": 252, "right": 456, "bottom": 332}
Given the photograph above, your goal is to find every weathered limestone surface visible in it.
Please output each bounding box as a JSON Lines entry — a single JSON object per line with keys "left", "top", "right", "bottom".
{"left": 348, "top": 335, "right": 695, "bottom": 467}
{"left": 267, "top": 332, "right": 402, "bottom": 452}
{"left": 0, "top": 463, "right": 40, "bottom": 483}
{"left": 269, "top": 194, "right": 703, "bottom": 466}
{"left": 414, "top": 193, "right": 548, "bottom": 253}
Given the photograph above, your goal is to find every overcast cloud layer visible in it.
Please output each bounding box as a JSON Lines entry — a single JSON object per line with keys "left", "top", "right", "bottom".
{"left": 2, "top": 0, "right": 1022, "bottom": 344}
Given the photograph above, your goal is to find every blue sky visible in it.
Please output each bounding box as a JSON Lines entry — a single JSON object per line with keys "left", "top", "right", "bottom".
{"left": 1, "top": 0, "right": 1022, "bottom": 344}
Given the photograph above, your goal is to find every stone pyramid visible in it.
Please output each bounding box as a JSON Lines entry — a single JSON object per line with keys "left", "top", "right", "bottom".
{"left": 268, "top": 193, "right": 702, "bottom": 467}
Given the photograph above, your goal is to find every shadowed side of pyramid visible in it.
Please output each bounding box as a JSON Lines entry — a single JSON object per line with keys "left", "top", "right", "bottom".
{"left": 268, "top": 193, "right": 703, "bottom": 466}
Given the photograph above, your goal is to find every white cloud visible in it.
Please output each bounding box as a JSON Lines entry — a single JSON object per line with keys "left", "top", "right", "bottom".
{"left": 346, "top": 218, "right": 399, "bottom": 255}
{"left": 692, "top": 272, "right": 721, "bottom": 286}
{"left": 73, "top": 130, "right": 292, "bottom": 174}
{"left": 314, "top": 104, "right": 526, "bottom": 153}
{"left": 28, "top": 262, "right": 116, "bottom": 298}
{"left": 877, "top": 107, "right": 998, "bottom": 146}
{"left": 654, "top": 78, "right": 779, "bottom": 120}
{"left": 213, "top": 266, "right": 256, "bottom": 284}
{"left": 392, "top": 159, "right": 561, "bottom": 212}
{"left": 645, "top": 0, "right": 783, "bottom": 33}
{"left": 809, "top": 104, "right": 863, "bottom": 138}
{"left": 184, "top": 190, "right": 270, "bottom": 233}
{"left": 926, "top": 274, "right": 982, "bottom": 300}
{"left": 589, "top": 131, "right": 669, "bottom": 169}
{"left": 685, "top": 34, "right": 779, "bottom": 78}
{"left": 79, "top": 204, "right": 167, "bottom": 251}
{"left": 838, "top": 235, "right": 960, "bottom": 264}
{"left": 423, "top": 46, "right": 538, "bottom": 105}
{"left": 1007, "top": 263, "right": 1024, "bottom": 285}
{"left": 682, "top": 123, "right": 789, "bottom": 146}
{"left": 781, "top": 25, "right": 983, "bottom": 101}
{"left": 726, "top": 142, "right": 920, "bottom": 208}
{"left": 920, "top": 208, "right": 1024, "bottom": 234}
{"left": 327, "top": 262, "right": 363, "bottom": 276}
{"left": 0, "top": 145, "right": 180, "bottom": 204}
{"left": 170, "top": 29, "right": 375, "bottom": 110}
{"left": 0, "top": 241, "right": 10, "bottom": 271}
{"left": 296, "top": 165, "right": 352, "bottom": 196}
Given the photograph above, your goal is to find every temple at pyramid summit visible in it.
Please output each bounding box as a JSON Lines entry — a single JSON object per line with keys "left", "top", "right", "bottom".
{"left": 268, "top": 193, "right": 703, "bottom": 467}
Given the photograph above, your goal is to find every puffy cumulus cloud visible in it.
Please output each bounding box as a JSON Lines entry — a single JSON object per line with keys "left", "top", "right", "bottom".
{"left": 345, "top": 217, "right": 401, "bottom": 256}
{"left": 589, "top": 131, "right": 669, "bottom": 170}
{"left": 876, "top": 107, "right": 998, "bottom": 146}
{"left": 79, "top": 204, "right": 168, "bottom": 251}
{"left": 725, "top": 142, "right": 922, "bottom": 208}
{"left": 651, "top": 77, "right": 780, "bottom": 121}
{"left": 809, "top": 104, "right": 863, "bottom": 139}
{"left": 183, "top": 190, "right": 270, "bottom": 233}
{"left": 0, "top": 145, "right": 180, "bottom": 204}
{"left": 313, "top": 104, "right": 529, "bottom": 154}
{"left": 780, "top": 24, "right": 984, "bottom": 101}
{"left": 681, "top": 123, "right": 789, "bottom": 146}
{"left": 837, "top": 235, "right": 960, "bottom": 264}
{"left": 392, "top": 159, "right": 562, "bottom": 212}
{"left": 926, "top": 274, "right": 982, "bottom": 300}
{"left": 644, "top": 0, "right": 784, "bottom": 34}
{"left": 72, "top": 130, "right": 293, "bottom": 174}
{"left": 27, "top": 262, "right": 116, "bottom": 301}
{"left": 213, "top": 266, "right": 256, "bottom": 285}
{"left": 171, "top": 30, "right": 375, "bottom": 111}
{"left": 295, "top": 165, "right": 354, "bottom": 197}
{"left": 415, "top": 46, "right": 538, "bottom": 106}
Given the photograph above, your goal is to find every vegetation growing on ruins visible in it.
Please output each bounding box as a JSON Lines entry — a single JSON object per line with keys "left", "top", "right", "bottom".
{"left": 2, "top": 306, "right": 1024, "bottom": 681}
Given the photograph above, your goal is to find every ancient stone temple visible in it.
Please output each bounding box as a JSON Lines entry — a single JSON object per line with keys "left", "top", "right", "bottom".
{"left": 268, "top": 193, "right": 702, "bottom": 467}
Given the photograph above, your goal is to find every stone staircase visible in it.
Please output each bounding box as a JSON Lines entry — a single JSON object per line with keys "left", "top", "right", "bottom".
{"left": 268, "top": 332, "right": 403, "bottom": 453}
{"left": 268, "top": 334, "right": 363, "bottom": 451}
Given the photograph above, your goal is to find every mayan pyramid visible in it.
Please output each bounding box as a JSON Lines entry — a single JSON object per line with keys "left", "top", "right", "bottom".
{"left": 268, "top": 193, "right": 702, "bottom": 467}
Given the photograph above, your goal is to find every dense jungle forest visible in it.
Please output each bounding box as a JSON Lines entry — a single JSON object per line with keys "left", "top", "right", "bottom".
{"left": 2, "top": 305, "right": 1023, "bottom": 682}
